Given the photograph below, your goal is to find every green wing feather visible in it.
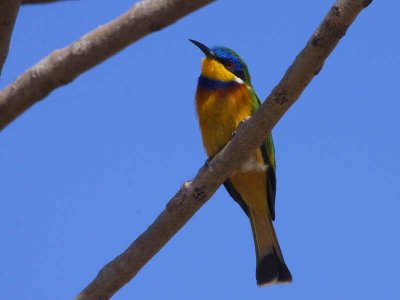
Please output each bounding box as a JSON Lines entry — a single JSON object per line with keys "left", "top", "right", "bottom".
{"left": 250, "top": 88, "right": 277, "bottom": 220}
{"left": 221, "top": 85, "right": 277, "bottom": 221}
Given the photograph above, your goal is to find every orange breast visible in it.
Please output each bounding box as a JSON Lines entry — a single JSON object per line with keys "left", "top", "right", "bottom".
{"left": 196, "top": 84, "right": 268, "bottom": 214}
{"left": 196, "top": 84, "right": 253, "bottom": 157}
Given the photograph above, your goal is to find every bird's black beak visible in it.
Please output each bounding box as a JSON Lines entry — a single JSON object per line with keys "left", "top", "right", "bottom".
{"left": 189, "top": 39, "right": 214, "bottom": 58}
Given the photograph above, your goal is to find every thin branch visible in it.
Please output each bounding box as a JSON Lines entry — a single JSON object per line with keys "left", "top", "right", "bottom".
{"left": 0, "top": 0, "right": 214, "bottom": 131}
{"left": 75, "top": 0, "right": 372, "bottom": 299}
{"left": 0, "top": 0, "right": 21, "bottom": 76}
{"left": 22, "top": 0, "right": 77, "bottom": 4}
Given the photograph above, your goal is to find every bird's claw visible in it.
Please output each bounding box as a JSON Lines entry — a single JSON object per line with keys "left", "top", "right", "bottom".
{"left": 232, "top": 116, "right": 251, "bottom": 137}
{"left": 239, "top": 116, "right": 251, "bottom": 125}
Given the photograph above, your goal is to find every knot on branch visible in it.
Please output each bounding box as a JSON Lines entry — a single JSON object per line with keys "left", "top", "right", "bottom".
{"left": 273, "top": 89, "right": 289, "bottom": 105}
{"left": 193, "top": 186, "right": 207, "bottom": 204}
{"left": 331, "top": 5, "right": 341, "bottom": 17}
{"left": 166, "top": 182, "right": 207, "bottom": 212}
{"left": 312, "top": 31, "right": 345, "bottom": 49}
{"left": 311, "top": 34, "right": 325, "bottom": 48}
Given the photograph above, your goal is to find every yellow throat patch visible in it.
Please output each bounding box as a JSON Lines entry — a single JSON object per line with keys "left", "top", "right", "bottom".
{"left": 201, "top": 58, "right": 237, "bottom": 82}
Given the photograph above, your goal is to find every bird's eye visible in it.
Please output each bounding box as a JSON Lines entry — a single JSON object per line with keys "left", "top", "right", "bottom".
{"left": 223, "top": 60, "right": 234, "bottom": 69}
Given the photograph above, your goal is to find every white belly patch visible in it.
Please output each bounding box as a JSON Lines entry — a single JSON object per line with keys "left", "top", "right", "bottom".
{"left": 240, "top": 157, "right": 268, "bottom": 173}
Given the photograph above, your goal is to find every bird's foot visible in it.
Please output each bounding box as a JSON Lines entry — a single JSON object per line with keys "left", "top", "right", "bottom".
{"left": 240, "top": 116, "right": 251, "bottom": 125}
{"left": 232, "top": 116, "right": 251, "bottom": 137}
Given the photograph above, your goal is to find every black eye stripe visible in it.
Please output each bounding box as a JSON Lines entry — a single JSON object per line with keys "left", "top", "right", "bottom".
{"left": 218, "top": 58, "right": 233, "bottom": 67}
{"left": 233, "top": 70, "right": 246, "bottom": 81}
{"left": 216, "top": 58, "right": 246, "bottom": 81}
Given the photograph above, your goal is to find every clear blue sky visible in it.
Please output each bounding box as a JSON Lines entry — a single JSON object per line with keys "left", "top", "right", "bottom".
{"left": 1, "top": 1, "right": 398, "bottom": 299}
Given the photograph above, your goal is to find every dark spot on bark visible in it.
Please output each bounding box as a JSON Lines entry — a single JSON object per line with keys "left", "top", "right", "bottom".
{"left": 331, "top": 5, "right": 341, "bottom": 17}
{"left": 311, "top": 34, "right": 323, "bottom": 48}
{"left": 274, "top": 90, "right": 288, "bottom": 105}
{"left": 193, "top": 186, "right": 207, "bottom": 203}
{"left": 363, "top": 0, "right": 373, "bottom": 7}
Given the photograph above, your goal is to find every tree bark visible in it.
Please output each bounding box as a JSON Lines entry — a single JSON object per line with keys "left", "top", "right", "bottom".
{"left": 75, "top": 0, "right": 373, "bottom": 299}
{"left": 22, "top": 0, "right": 76, "bottom": 4}
{"left": 0, "top": 0, "right": 21, "bottom": 76}
{"left": 0, "top": 0, "right": 214, "bottom": 131}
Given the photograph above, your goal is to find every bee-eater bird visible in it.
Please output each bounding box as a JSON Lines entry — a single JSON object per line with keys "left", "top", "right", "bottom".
{"left": 190, "top": 40, "right": 292, "bottom": 285}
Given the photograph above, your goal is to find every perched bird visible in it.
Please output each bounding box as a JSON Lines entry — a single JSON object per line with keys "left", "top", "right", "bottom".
{"left": 190, "top": 40, "right": 292, "bottom": 285}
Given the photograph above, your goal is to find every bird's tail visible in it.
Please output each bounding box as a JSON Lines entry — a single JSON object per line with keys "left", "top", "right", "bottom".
{"left": 248, "top": 208, "right": 292, "bottom": 285}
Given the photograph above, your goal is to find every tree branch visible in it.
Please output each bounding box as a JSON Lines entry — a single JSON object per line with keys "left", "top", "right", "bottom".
{"left": 75, "top": 0, "right": 372, "bottom": 299}
{"left": 0, "top": 0, "right": 214, "bottom": 131}
{"left": 22, "top": 0, "right": 76, "bottom": 4}
{"left": 0, "top": 0, "right": 21, "bottom": 76}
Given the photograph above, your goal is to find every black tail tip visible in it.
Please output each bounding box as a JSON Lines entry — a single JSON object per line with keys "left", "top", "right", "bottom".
{"left": 256, "top": 253, "right": 293, "bottom": 286}
{"left": 277, "top": 262, "right": 293, "bottom": 283}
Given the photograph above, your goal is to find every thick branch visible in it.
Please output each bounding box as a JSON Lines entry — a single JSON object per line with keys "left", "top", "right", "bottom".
{"left": 75, "top": 0, "right": 372, "bottom": 299}
{"left": 0, "top": 0, "right": 21, "bottom": 76}
{"left": 0, "top": 0, "right": 214, "bottom": 131}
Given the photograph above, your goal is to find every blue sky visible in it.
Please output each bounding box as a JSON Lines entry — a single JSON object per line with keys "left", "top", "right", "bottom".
{"left": 1, "top": 1, "right": 398, "bottom": 299}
